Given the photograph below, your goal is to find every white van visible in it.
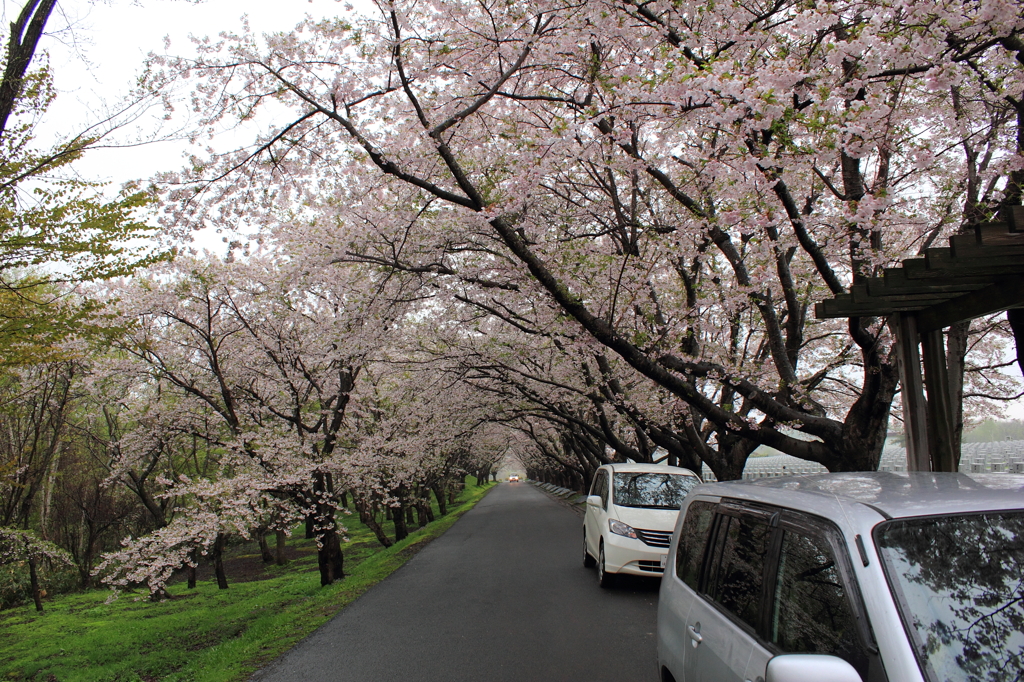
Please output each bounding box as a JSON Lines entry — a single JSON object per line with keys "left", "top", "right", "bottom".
{"left": 583, "top": 463, "right": 701, "bottom": 587}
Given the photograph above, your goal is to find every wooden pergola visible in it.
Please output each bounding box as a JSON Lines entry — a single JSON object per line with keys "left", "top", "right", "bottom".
{"left": 816, "top": 207, "right": 1024, "bottom": 472}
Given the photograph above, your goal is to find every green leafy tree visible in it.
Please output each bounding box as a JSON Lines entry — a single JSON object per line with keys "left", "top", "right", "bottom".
{"left": 0, "top": 0, "right": 165, "bottom": 365}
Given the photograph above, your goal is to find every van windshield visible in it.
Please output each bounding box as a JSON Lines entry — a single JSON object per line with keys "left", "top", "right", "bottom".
{"left": 875, "top": 510, "right": 1024, "bottom": 682}
{"left": 612, "top": 472, "right": 699, "bottom": 509}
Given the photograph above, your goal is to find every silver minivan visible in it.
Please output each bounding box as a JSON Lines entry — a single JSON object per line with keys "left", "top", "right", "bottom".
{"left": 657, "top": 472, "right": 1024, "bottom": 682}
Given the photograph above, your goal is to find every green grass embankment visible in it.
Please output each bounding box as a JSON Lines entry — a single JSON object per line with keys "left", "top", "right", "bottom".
{"left": 0, "top": 478, "right": 496, "bottom": 682}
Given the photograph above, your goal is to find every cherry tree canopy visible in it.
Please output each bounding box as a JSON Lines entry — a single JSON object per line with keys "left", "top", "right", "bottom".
{"left": 93, "top": 251, "right": 513, "bottom": 592}
{"left": 149, "top": 0, "right": 1024, "bottom": 479}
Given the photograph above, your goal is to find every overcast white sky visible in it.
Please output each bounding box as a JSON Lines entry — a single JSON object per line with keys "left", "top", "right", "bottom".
{"left": 10, "top": 0, "right": 1024, "bottom": 422}
{"left": 29, "top": 0, "right": 366, "bottom": 186}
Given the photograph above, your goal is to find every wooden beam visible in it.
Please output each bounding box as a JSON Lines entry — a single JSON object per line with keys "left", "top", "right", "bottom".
{"left": 900, "top": 255, "right": 1024, "bottom": 280}
{"left": 816, "top": 299, "right": 916, "bottom": 318}
{"left": 852, "top": 285, "right": 957, "bottom": 305}
{"left": 952, "top": 231, "right": 1024, "bottom": 256}
{"left": 917, "top": 274, "right": 1024, "bottom": 333}
{"left": 892, "top": 314, "right": 930, "bottom": 472}
{"left": 870, "top": 273, "right": 988, "bottom": 297}
{"left": 922, "top": 249, "right": 1024, "bottom": 277}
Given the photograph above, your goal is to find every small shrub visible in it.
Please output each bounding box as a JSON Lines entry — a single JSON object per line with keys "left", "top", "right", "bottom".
{"left": 0, "top": 558, "right": 79, "bottom": 609}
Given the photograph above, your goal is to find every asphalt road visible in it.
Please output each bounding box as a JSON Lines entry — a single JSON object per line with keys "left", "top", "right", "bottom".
{"left": 251, "top": 481, "right": 661, "bottom": 682}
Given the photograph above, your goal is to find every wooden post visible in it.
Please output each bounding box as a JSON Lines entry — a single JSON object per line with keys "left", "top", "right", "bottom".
{"left": 892, "top": 314, "right": 931, "bottom": 471}
{"left": 921, "top": 329, "right": 958, "bottom": 472}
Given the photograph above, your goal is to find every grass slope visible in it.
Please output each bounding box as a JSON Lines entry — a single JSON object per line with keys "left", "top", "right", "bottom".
{"left": 0, "top": 479, "right": 496, "bottom": 682}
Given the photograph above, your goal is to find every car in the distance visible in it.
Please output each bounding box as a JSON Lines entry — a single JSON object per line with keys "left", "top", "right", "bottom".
{"left": 508, "top": 474, "right": 519, "bottom": 482}
{"left": 657, "top": 471, "right": 1024, "bottom": 682}
{"left": 583, "top": 463, "right": 701, "bottom": 587}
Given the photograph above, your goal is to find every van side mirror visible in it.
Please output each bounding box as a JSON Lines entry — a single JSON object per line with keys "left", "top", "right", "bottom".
{"left": 586, "top": 495, "right": 603, "bottom": 507}
{"left": 765, "top": 654, "right": 861, "bottom": 682}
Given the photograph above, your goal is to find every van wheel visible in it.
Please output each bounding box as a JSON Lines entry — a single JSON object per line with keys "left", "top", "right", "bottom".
{"left": 598, "top": 542, "right": 615, "bottom": 588}
{"left": 583, "top": 531, "right": 596, "bottom": 568}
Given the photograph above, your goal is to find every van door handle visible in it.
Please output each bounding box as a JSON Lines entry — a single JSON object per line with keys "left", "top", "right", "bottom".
{"left": 687, "top": 623, "right": 702, "bottom": 647}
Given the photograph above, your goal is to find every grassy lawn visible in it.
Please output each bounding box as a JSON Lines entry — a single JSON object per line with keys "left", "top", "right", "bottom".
{"left": 0, "top": 479, "right": 496, "bottom": 682}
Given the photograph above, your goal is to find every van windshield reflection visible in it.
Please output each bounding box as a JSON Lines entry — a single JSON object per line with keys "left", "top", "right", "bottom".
{"left": 613, "top": 472, "right": 698, "bottom": 509}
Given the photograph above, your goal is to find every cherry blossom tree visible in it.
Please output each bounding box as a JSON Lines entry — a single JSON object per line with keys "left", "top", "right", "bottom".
{"left": 91, "top": 252, "right": 416, "bottom": 591}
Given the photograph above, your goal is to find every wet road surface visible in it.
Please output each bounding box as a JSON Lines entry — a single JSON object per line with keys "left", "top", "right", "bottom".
{"left": 252, "top": 481, "right": 661, "bottom": 682}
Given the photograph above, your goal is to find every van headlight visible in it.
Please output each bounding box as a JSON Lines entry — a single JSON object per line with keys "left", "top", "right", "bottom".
{"left": 609, "top": 519, "right": 638, "bottom": 539}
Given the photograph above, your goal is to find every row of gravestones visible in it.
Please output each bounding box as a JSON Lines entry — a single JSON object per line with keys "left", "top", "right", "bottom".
{"left": 697, "top": 439, "right": 1024, "bottom": 482}
{"left": 531, "top": 480, "right": 580, "bottom": 498}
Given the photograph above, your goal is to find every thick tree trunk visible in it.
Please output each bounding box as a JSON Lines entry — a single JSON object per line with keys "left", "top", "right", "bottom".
{"left": 829, "top": 357, "right": 900, "bottom": 472}
{"left": 313, "top": 471, "right": 346, "bottom": 586}
{"left": 946, "top": 322, "right": 970, "bottom": 466}
{"left": 316, "top": 529, "right": 345, "bottom": 586}
{"left": 392, "top": 491, "right": 408, "bottom": 544}
{"left": 275, "top": 530, "right": 288, "bottom": 566}
{"left": 185, "top": 549, "right": 197, "bottom": 588}
{"left": 431, "top": 484, "right": 448, "bottom": 516}
{"left": 78, "top": 566, "right": 91, "bottom": 590}
{"left": 257, "top": 531, "right": 274, "bottom": 563}
{"left": 213, "top": 533, "right": 229, "bottom": 589}
{"left": 701, "top": 434, "right": 758, "bottom": 481}
{"left": 305, "top": 515, "right": 315, "bottom": 539}
{"left": 415, "top": 500, "right": 428, "bottom": 528}
{"left": 421, "top": 495, "right": 434, "bottom": 523}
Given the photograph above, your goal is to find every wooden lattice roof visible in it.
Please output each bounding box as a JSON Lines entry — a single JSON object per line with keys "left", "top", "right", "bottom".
{"left": 815, "top": 206, "right": 1024, "bottom": 331}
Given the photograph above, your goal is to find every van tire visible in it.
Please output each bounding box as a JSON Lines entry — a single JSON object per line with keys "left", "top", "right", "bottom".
{"left": 598, "top": 542, "right": 615, "bottom": 588}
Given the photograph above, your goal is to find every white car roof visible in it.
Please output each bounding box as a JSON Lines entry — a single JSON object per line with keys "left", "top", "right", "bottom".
{"left": 602, "top": 462, "right": 701, "bottom": 477}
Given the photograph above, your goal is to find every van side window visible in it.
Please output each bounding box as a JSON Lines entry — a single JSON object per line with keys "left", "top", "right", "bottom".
{"left": 770, "top": 529, "right": 869, "bottom": 676}
{"left": 707, "top": 514, "right": 773, "bottom": 632}
{"left": 675, "top": 501, "right": 716, "bottom": 590}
